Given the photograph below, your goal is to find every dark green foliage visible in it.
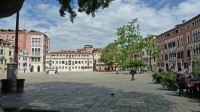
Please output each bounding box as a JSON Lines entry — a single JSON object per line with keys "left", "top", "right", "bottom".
{"left": 160, "top": 72, "right": 178, "bottom": 90}
{"left": 129, "top": 59, "right": 147, "bottom": 71}
{"left": 152, "top": 71, "right": 162, "bottom": 83}
{"left": 101, "top": 43, "right": 120, "bottom": 66}
{"left": 192, "top": 61, "right": 200, "bottom": 78}
{"left": 58, "top": 0, "right": 114, "bottom": 22}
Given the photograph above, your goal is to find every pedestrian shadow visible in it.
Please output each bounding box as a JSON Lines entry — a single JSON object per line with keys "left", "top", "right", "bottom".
{"left": 0, "top": 81, "right": 185, "bottom": 112}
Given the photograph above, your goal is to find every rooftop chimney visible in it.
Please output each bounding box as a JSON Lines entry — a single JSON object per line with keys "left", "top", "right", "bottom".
{"left": 182, "top": 20, "right": 186, "bottom": 24}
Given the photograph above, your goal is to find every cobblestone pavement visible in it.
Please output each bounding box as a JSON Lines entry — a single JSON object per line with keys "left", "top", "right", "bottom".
{"left": 0, "top": 71, "right": 200, "bottom": 112}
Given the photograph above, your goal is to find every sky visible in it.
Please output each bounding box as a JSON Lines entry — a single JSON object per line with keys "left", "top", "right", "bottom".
{"left": 0, "top": 0, "right": 200, "bottom": 51}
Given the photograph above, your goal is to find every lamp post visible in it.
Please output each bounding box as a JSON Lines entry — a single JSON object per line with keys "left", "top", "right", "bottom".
{"left": 6, "top": 12, "right": 19, "bottom": 92}
{"left": 14, "top": 12, "right": 19, "bottom": 62}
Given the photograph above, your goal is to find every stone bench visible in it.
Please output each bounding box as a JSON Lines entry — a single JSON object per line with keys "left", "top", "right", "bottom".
{"left": 46, "top": 70, "right": 58, "bottom": 75}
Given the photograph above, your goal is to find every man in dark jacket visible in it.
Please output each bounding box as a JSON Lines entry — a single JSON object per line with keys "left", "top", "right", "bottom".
{"left": 130, "top": 69, "right": 136, "bottom": 81}
{"left": 177, "top": 73, "right": 187, "bottom": 96}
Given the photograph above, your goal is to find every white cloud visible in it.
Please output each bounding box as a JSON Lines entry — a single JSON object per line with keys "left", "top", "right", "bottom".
{"left": 0, "top": 0, "right": 200, "bottom": 51}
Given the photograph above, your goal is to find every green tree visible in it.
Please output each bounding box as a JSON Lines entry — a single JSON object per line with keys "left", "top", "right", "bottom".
{"left": 58, "top": 0, "right": 114, "bottom": 22}
{"left": 101, "top": 43, "right": 120, "bottom": 68}
{"left": 129, "top": 59, "right": 147, "bottom": 71}
{"left": 144, "top": 36, "right": 161, "bottom": 71}
{"left": 114, "top": 19, "right": 145, "bottom": 68}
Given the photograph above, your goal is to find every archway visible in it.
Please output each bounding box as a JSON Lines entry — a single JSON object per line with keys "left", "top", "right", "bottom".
{"left": 30, "top": 66, "right": 34, "bottom": 72}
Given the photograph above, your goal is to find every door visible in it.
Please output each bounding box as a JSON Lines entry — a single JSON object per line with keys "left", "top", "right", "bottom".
{"left": 37, "top": 65, "right": 40, "bottom": 72}
{"left": 177, "top": 63, "right": 182, "bottom": 71}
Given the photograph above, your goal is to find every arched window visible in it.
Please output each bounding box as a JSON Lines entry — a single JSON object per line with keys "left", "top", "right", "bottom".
{"left": 35, "top": 48, "right": 38, "bottom": 56}
{"left": 32, "top": 48, "right": 34, "bottom": 56}
{"left": 38, "top": 48, "right": 40, "bottom": 56}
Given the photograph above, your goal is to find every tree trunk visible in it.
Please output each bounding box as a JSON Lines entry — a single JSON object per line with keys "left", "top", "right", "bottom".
{"left": 149, "top": 51, "right": 152, "bottom": 71}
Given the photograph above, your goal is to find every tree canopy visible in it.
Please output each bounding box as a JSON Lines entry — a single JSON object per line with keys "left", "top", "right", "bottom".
{"left": 101, "top": 43, "right": 120, "bottom": 66}
{"left": 114, "top": 19, "right": 145, "bottom": 68}
{"left": 144, "top": 36, "right": 161, "bottom": 71}
{"left": 0, "top": 0, "right": 114, "bottom": 22}
{"left": 58, "top": 0, "right": 114, "bottom": 22}
{"left": 129, "top": 59, "right": 147, "bottom": 71}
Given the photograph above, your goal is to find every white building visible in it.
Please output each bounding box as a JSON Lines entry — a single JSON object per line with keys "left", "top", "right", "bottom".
{"left": 18, "top": 49, "right": 31, "bottom": 73}
{"left": 46, "top": 51, "right": 93, "bottom": 72}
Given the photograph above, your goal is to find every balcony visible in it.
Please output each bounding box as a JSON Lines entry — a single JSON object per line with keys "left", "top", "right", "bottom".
{"left": 31, "top": 54, "right": 41, "bottom": 57}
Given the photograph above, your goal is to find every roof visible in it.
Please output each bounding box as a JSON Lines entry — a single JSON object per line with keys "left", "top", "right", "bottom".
{"left": 49, "top": 52, "right": 91, "bottom": 55}
{"left": 157, "top": 14, "right": 200, "bottom": 37}
{"left": 0, "top": 29, "right": 47, "bottom": 36}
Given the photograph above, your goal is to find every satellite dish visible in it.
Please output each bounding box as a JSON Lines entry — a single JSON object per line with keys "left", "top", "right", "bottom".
{"left": 0, "top": 0, "right": 25, "bottom": 18}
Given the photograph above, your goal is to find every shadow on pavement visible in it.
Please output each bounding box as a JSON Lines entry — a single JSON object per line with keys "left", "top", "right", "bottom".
{"left": 1, "top": 82, "right": 178, "bottom": 112}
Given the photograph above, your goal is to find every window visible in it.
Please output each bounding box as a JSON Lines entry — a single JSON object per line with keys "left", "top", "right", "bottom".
{"left": 0, "top": 59, "right": 2, "bottom": 64}
{"left": 32, "top": 48, "right": 34, "bottom": 55}
{"left": 187, "top": 35, "right": 190, "bottom": 43}
{"left": 8, "top": 50, "right": 11, "bottom": 56}
{"left": 186, "top": 25, "right": 189, "bottom": 29}
{"left": 0, "top": 49, "right": 3, "bottom": 54}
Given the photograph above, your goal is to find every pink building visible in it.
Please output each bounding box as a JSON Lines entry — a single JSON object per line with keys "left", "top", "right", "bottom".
{"left": 0, "top": 29, "right": 50, "bottom": 72}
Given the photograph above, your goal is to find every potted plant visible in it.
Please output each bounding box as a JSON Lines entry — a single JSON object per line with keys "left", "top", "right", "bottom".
{"left": 161, "top": 71, "right": 178, "bottom": 91}
{"left": 152, "top": 71, "right": 162, "bottom": 84}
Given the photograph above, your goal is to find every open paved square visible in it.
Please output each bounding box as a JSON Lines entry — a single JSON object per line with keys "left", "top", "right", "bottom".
{"left": 0, "top": 71, "right": 200, "bottom": 112}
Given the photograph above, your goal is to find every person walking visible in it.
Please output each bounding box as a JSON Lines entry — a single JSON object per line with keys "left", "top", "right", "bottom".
{"left": 130, "top": 69, "right": 136, "bottom": 81}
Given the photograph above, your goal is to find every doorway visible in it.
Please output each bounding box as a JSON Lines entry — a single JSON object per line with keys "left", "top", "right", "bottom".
{"left": 37, "top": 65, "right": 40, "bottom": 72}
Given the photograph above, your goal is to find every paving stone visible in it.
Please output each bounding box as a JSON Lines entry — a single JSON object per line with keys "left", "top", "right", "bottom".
{"left": 0, "top": 72, "right": 199, "bottom": 112}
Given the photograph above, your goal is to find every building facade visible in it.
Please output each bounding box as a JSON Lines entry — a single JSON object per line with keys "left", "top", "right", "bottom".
{"left": 156, "top": 14, "right": 200, "bottom": 72}
{"left": 18, "top": 49, "right": 31, "bottom": 73}
{"left": 0, "top": 29, "right": 50, "bottom": 72}
{"left": 0, "top": 39, "right": 14, "bottom": 73}
{"left": 93, "top": 48, "right": 109, "bottom": 71}
{"left": 46, "top": 51, "right": 93, "bottom": 72}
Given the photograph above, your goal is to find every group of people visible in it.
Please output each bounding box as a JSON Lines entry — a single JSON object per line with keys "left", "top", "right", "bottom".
{"left": 176, "top": 71, "right": 192, "bottom": 96}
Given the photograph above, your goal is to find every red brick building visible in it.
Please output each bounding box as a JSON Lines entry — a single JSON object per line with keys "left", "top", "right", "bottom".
{"left": 156, "top": 14, "right": 200, "bottom": 72}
